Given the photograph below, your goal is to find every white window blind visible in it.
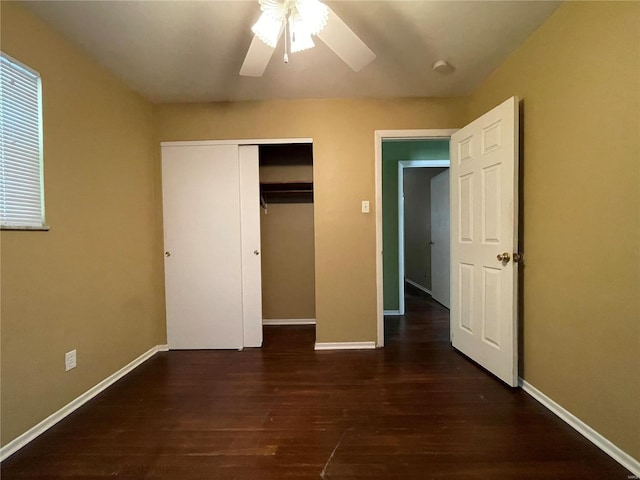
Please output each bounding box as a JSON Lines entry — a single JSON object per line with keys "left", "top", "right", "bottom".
{"left": 0, "top": 53, "right": 46, "bottom": 230}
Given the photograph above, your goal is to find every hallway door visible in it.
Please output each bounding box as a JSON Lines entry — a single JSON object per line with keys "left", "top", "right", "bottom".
{"left": 450, "top": 97, "right": 519, "bottom": 386}
{"left": 430, "top": 169, "right": 450, "bottom": 308}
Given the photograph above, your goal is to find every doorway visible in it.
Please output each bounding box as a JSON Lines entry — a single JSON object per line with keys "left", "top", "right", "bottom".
{"left": 374, "top": 130, "right": 457, "bottom": 347}
{"left": 398, "top": 161, "right": 449, "bottom": 315}
{"left": 376, "top": 98, "right": 519, "bottom": 386}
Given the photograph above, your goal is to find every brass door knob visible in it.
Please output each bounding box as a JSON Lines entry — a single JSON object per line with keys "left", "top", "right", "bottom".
{"left": 497, "top": 252, "right": 511, "bottom": 263}
{"left": 513, "top": 253, "right": 522, "bottom": 263}
{"left": 254, "top": 250, "right": 260, "bottom": 256}
{"left": 165, "top": 251, "right": 171, "bottom": 257}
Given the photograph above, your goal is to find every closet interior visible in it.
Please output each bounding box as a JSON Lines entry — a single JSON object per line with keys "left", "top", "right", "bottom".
{"left": 259, "top": 144, "right": 316, "bottom": 325}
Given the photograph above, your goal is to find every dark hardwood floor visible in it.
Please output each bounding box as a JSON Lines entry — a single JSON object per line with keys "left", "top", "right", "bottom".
{"left": 2, "top": 291, "right": 632, "bottom": 479}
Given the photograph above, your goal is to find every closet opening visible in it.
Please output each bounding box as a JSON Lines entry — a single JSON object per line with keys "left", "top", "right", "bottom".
{"left": 258, "top": 143, "right": 316, "bottom": 331}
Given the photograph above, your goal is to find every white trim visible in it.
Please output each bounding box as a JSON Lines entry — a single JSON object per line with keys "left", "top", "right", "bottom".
{"left": 398, "top": 162, "right": 404, "bottom": 316}
{"left": 314, "top": 341, "right": 376, "bottom": 351}
{"left": 263, "top": 318, "right": 316, "bottom": 326}
{"left": 397, "top": 159, "right": 450, "bottom": 315}
{"left": 375, "top": 132, "right": 384, "bottom": 347}
{"left": 383, "top": 310, "right": 402, "bottom": 316}
{"left": 0, "top": 344, "right": 166, "bottom": 462}
{"left": 405, "top": 278, "right": 432, "bottom": 296}
{"left": 520, "top": 379, "right": 640, "bottom": 477}
{"left": 398, "top": 160, "right": 450, "bottom": 168}
{"left": 161, "top": 138, "right": 313, "bottom": 147}
{"left": 375, "top": 130, "right": 456, "bottom": 140}
{"left": 375, "top": 129, "right": 457, "bottom": 348}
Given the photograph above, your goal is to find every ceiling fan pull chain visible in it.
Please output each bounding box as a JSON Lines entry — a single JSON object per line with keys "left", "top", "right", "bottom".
{"left": 290, "top": 10, "right": 296, "bottom": 43}
{"left": 283, "top": 15, "right": 289, "bottom": 63}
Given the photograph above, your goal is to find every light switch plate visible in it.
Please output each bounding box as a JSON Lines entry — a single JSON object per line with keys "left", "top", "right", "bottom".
{"left": 361, "top": 200, "right": 370, "bottom": 213}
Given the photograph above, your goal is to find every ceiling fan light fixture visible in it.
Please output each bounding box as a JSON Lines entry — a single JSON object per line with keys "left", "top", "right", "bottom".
{"left": 241, "top": 0, "right": 375, "bottom": 77}
{"left": 252, "top": 0, "right": 328, "bottom": 52}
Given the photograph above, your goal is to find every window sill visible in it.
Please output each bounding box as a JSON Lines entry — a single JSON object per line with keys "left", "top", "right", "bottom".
{"left": 1, "top": 225, "right": 50, "bottom": 231}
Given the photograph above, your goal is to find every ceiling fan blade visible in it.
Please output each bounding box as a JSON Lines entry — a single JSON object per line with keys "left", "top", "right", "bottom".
{"left": 240, "top": 34, "right": 277, "bottom": 77}
{"left": 316, "top": 6, "right": 376, "bottom": 72}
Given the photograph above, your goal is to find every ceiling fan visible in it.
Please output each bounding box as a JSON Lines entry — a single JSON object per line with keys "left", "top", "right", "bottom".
{"left": 240, "top": 0, "right": 376, "bottom": 77}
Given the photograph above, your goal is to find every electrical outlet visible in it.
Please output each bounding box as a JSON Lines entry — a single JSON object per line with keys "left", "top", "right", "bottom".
{"left": 65, "top": 349, "right": 77, "bottom": 371}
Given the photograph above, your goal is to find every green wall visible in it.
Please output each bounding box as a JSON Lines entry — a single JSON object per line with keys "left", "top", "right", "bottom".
{"left": 382, "top": 140, "right": 449, "bottom": 311}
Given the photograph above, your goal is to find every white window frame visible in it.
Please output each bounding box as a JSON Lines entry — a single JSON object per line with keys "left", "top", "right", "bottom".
{"left": 0, "top": 52, "right": 47, "bottom": 230}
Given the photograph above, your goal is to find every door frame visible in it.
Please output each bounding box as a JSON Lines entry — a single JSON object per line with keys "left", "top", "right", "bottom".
{"left": 397, "top": 160, "right": 450, "bottom": 316}
{"left": 161, "top": 138, "right": 313, "bottom": 147}
{"left": 374, "top": 129, "right": 457, "bottom": 347}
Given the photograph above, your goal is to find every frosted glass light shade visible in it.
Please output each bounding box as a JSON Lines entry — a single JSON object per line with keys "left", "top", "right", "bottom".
{"left": 288, "top": 13, "right": 315, "bottom": 52}
{"left": 252, "top": 0, "right": 328, "bottom": 51}
{"left": 252, "top": 11, "right": 283, "bottom": 48}
{"left": 295, "top": 0, "right": 328, "bottom": 35}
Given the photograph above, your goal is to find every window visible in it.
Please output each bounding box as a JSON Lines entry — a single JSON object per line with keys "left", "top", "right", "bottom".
{"left": 0, "top": 52, "right": 46, "bottom": 230}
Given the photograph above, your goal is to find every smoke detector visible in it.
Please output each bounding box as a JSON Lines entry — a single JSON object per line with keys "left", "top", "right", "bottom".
{"left": 433, "top": 60, "right": 454, "bottom": 74}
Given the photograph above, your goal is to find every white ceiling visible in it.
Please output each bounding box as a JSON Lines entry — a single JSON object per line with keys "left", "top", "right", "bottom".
{"left": 21, "top": 0, "right": 561, "bottom": 103}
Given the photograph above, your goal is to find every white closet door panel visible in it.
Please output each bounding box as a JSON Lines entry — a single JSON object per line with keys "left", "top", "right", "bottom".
{"left": 162, "top": 144, "right": 243, "bottom": 349}
{"left": 239, "top": 145, "right": 263, "bottom": 348}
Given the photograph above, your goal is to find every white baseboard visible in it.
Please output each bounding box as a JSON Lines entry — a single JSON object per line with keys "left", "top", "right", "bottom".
{"left": 405, "top": 278, "right": 432, "bottom": 295}
{"left": 0, "top": 344, "right": 166, "bottom": 462}
{"left": 383, "top": 310, "right": 402, "bottom": 316}
{"left": 314, "top": 341, "right": 376, "bottom": 351}
{"left": 520, "top": 379, "right": 640, "bottom": 477}
{"left": 262, "top": 318, "right": 316, "bottom": 326}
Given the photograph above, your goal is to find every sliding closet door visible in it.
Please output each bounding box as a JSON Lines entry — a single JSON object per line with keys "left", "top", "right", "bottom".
{"left": 239, "top": 145, "right": 263, "bottom": 348}
{"left": 162, "top": 144, "right": 243, "bottom": 349}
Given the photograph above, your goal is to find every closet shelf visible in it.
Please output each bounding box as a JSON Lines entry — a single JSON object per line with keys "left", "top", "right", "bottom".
{"left": 260, "top": 182, "right": 313, "bottom": 204}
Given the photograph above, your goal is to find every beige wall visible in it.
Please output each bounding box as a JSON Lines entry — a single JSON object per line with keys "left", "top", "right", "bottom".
{"left": 260, "top": 157, "right": 315, "bottom": 320}
{"left": 155, "top": 98, "right": 467, "bottom": 343}
{"left": 260, "top": 203, "right": 316, "bottom": 319}
{"left": 469, "top": 1, "right": 640, "bottom": 459}
{"left": 0, "top": 3, "right": 165, "bottom": 446}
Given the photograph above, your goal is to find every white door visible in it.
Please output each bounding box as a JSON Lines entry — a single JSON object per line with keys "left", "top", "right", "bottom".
{"left": 450, "top": 96, "right": 519, "bottom": 386}
{"left": 430, "top": 169, "right": 450, "bottom": 308}
{"left": 239, "top": 146, "right": 263, "bottom": 348}
{"left": 162, "top": 144, "right": 245, "bottom": 349}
